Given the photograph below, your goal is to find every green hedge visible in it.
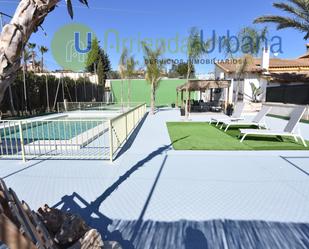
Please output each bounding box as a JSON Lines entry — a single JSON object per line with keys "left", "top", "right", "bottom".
{"left": 111, "top": 79, "right": 186, "bottom": 106}
{"left": 1, "top": 71, "right": 103, "bottom": 117}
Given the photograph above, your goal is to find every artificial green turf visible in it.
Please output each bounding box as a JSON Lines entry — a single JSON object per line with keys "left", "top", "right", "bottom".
{"left": 166, "top": 122, "right": 309, "bottom": 151}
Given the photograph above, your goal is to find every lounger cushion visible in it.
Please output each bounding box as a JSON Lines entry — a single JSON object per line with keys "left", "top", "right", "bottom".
{"left": 240, "top": 129, "right": 293, "bottom": 136}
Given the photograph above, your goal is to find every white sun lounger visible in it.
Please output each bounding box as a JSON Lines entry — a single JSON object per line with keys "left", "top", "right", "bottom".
{"left": 239, "top": 106, "right": 307, "bottom": 147}
{"left": 210, "top": 102, "right": 245, "bottom": 126}
{"left": 220, "top": 106, "right": 272, "bottom": 132}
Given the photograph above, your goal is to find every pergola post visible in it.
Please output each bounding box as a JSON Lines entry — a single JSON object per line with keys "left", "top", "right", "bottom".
{"left": 225, "top": 87, "right": 230, "bottom": 111}
{"left": 181, "top": 91, "right": 184, "bottom": 107}
{"left": 188, "top": 91, "right": 191, "bottom": 113}
{"left": 210, "top": 89, "right": 213, "bottom": 102}
{"left": 176, "top": 80, "right": 232, "bottom": 112}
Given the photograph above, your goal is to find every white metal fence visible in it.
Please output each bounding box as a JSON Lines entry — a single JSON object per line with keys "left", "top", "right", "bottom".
{"left": 57, "top": 102, "right": 143, "bottom": 112}
{"left": 264, "top": 102, "right": 309, "bottom": 120}
{"left": 109, "top": 103, "right": 147, "bottom": 161}
{"left": 0, "top": 119, "right": 109, "bottom": 160}
{"left": 0, "top": 103, "right": 147, "bottom": 162}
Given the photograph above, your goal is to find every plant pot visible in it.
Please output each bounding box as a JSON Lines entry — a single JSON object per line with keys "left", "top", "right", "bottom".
{"left": 226, "top": 105, "right": 234, "bottom": 116}
{"left": 180, "top": 108, "right": 185, "bottom": 116}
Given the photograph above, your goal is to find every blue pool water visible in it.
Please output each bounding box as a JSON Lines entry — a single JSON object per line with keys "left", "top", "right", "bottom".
{"left": 1, "top": 120, "right": 104, "bottom": 141}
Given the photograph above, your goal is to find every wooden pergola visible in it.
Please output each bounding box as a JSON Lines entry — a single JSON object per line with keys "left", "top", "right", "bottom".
{"left": 176, "top": 79, "right": 231, "bottom": 109}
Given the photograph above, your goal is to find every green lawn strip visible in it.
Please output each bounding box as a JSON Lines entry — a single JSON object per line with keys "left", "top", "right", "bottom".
{"left": 166, "top": 122, "right": 309, "bottom": 151}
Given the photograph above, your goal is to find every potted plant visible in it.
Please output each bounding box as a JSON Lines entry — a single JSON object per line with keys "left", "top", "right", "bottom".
{"left": 171, "top": 103, "right": 176, "bottom": 108}
{"left": 180, "top": 108, "right": 185, "bottom": 116}
{"left": 250, "top": 82, "right": 263, "bottom": 103}
{"left": 226, "top": 103, "right": 234, "bottom": 116}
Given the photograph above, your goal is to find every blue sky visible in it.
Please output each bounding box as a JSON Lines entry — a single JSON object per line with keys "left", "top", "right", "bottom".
{"left": 0, "top": 0, "right": 308, "bottom": 73}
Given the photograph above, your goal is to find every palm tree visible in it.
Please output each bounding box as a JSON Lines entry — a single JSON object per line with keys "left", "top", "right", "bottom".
{"left": 22, "top": 48, "right": 31, "bottom": 114}
{"left": 39, "top": 46, "right": 48, "bottom": 73}
{"left": 142, "top": 43, "right": 164, "bottom": 115}
{"left": 221, "top": 27, "right": 268, "bottom": 103}
{"left": 185, "top": 27, "right": 207, "bottom": 120}
{"left": 39, "top": 45, "right": 50, "bottom": 111}
{"left": 27, "top": 43, "right": 36, "bottom": 72}
{"left": 0, "top": 12, "right": 15, "bottom": 115}
{"left": 234, "top": 54, "right": 254, "bottom": 102}
{"left": 119, "top": 48, "right": 128, "bottom": 109}
{"left": 254, "top": 0, "right": 309, "bottom": 40}
{"left": 126, "top": 56, "right": 137, "bottom": 107}
{"left": 0, "top": 0, "right": 89, "bottom": 104}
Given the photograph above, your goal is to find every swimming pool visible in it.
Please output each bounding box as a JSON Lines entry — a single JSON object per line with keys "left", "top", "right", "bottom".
{"left": 1, "top": 120, "right": 105, "bottom": 141}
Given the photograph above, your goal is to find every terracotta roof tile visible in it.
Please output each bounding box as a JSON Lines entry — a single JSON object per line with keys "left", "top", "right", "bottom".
{"left": 216, "top": 58, "right": 309, "bottom": 73}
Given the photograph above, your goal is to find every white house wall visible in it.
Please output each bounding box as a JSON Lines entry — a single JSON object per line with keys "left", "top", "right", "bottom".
{"left": 215, "top": 65, "right": 267, "bottom": 103}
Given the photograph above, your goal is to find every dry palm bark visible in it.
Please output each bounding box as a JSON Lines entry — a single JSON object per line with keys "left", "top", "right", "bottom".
{"left": 0, "top": 0, "right": 60, "bottom": 104}
{"left": 1, "top": 179, "right": 108, "bottom": 249}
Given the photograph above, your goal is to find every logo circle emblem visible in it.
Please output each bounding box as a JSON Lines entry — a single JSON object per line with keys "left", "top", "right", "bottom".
{"left": 51, "top": 23, "right": 96, "bottom": 71}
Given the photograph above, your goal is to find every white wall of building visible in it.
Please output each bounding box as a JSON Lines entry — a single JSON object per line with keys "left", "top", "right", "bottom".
{"left": 214, "top": 65, "right": 267, "bottom": 103}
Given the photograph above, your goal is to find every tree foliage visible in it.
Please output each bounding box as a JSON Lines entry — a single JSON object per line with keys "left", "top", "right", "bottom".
{"left": 1, "top": 71, "right": 99, "bottom": 117}
{"left": 142, "top": 42, "right": 164, "bottom": 114}
{"left": 85, "top": 38, "right": 111, "bottom": 80}
{"left": 0, "top": 0, "right": 90, "bottom": 104}
{"left": 168, "top": 62, "right": 195, "bottom": 78}
{"left": 254, "top": 0, "right": 309, "bottom": 40}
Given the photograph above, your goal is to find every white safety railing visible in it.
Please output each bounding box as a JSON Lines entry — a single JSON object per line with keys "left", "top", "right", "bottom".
{"left": 264, "top": 102, "right": 309, "bottom": 120}
{"left": 0, "top": 119, "right": 109, "bottom": 161}
{"left": 109, "top": 103, "right": 147, "bottom": 161}
{"left": 57, "top": 102, "right": 143, "bottom": 113}
{"left": 1, "top": 104, "right": 147, "bottom": 162}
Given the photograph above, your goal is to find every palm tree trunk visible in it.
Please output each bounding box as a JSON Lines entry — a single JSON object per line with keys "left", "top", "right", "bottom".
{"left": 32, "top": 51, "right": 35, "bottom": 72}
{"left": 150, "top": 82, "right": 155, "bottom": 115}
{"left": 128, "top": 78, "right": 131, "bottom": 107}
{"left": 45, "top": 74, "right": 50, "bottom": 112}
{"left": 234, "top": 78, "right": 241, "bottom": 103}
{"left": 185, "top": 64, "right": 191, "bottom": 120}
{"left": 41, "top": 52, "right": 44, "bottom": 73}
{"left": 121, "top": 79, "right": 124, "bottom": 111}
{"left": 8, "top": 85, "right": 16, "bottom": 115}
{"left": 0, "top": 0, "right": 59, "bottom": 104}
{"left": 22, "top": 54, "right": 28, "bottom": 114}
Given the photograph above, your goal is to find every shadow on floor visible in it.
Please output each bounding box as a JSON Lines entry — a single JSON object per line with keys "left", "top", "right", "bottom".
{"left": 114, "top": 112, "right": 149, "bottom": 160}
{"left": 53, "top": 138, "right": 186, "bottom": 248}
{"left": 2, "top": 159, "right": 47, "bottom": 179}
{"left": 280, "top": 156, "right": 309, "bottom": 176}
{"left": 50, "top": 137, "right": 309, "bottom": 248}
{"left": 184, "top": 227, "right": 208, "bottom": 249}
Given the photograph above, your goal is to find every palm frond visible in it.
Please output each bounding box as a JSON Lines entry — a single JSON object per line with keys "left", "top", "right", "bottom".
{"left": 187, "top": 27, "right": 205, "bottom": 59}
{"left": 78, "top": 0, "right": 89, "bottom": 7}
{"left": 287, "top": 0, "right": 309, "bottom": 13}
{"left": 126, "top": 56, "right": 138, "bottom": 77}
{"left": 118, "top": 48, "right": 128, "bottom": 78}
{"left": 142, "top": 42, "right": 164, "bottom": 87}
{"left": 273, "top": 2, "right": 308, "bottom": 20}
{"left": 254, "top": 0, "right": 309, "bottom": 40}
{"left": 65, "top": 0, "right": 89, "bottom": 19}
{"left": 27, "top": 43, "right": 36, "bottom": 50}
{"left": 236, "top": 54, "right": 253, "bottom": 77}
{"left": 66, "top": 0, "right": 74, "bottom": 19}
{"left": 39, "top": 46, "right": 49, "bottom": 54}
{"left": 255, "top": 15, "right": 309, "bottom": 38}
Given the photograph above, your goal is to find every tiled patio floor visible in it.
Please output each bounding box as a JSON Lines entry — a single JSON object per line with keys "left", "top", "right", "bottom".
{"left": 1, "top": 109, "right": 309, "bottom": 248}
